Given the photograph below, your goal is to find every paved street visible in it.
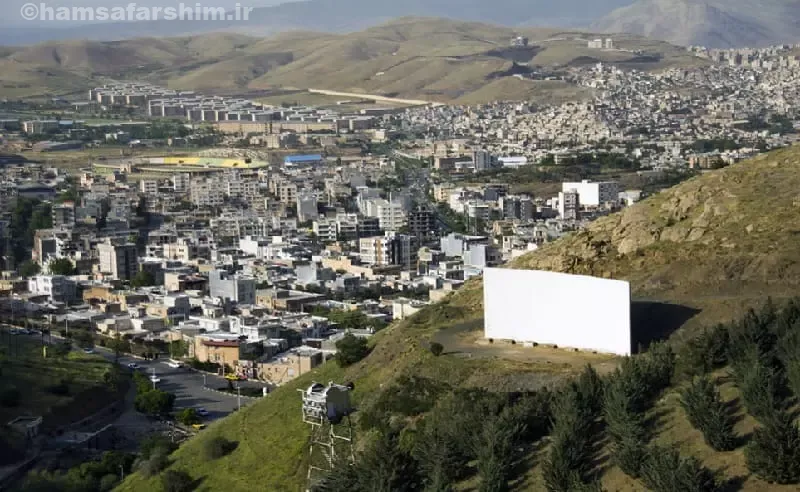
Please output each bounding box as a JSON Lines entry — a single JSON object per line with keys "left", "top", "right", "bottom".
{"left": 114, "top": 355, "right": 263, "bottom": 419}
{"left": 10, "top": 327, "right": 265, "bottom": 423}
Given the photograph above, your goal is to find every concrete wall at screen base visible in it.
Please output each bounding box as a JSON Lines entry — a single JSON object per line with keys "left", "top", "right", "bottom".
{"left": 483, "top": 268, "right": 631, "bottom": 355}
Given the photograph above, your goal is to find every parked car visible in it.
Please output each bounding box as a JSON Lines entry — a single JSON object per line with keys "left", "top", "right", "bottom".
{"left": 149, "top": 375, "right": 161, "bottom": 384}
{"left": 191, "top": 423, "right": 206, "bottom": 430}
{"left": 83, "top": 347, "right": 94, "bottom": 354}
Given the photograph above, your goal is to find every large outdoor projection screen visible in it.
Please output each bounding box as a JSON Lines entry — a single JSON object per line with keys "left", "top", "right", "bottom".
{"left": 483, "top": 268, "right": 631, "bottom": 355}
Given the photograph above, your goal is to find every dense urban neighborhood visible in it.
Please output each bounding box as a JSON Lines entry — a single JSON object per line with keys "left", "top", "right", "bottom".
{"left": 2, "top": 35, "right": 800, "bottom": 491}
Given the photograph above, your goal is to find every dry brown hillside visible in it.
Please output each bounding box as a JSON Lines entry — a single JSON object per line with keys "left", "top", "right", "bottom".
{"left": 451, "top": 145, "right": 800, "bottom": 345}
{"left": 0, "top": 17, "right": 705, "bottom": 101}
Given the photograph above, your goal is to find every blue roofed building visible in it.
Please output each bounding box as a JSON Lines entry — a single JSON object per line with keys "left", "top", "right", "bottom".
{"left": 283, "top": 154, "right": 324, "bottom": 168}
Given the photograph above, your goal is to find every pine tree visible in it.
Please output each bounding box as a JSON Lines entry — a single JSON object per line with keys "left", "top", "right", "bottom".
{"left": 640, "top": 446, "right": 721, "bottom": 492}
{"left": 541, "top": 383, "right": 599, "bottom": 491}
{"left": 744, "top": 410, "right": 800, "bottom": 484}
{"left": 729, "top": 344, "right": 784, "bottom": 423}
{"left": 679, "top": 376, "right": 736, "bottom": 451}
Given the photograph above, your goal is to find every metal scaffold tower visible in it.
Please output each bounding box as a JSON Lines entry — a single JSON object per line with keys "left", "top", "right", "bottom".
{"left": 299, "top": 381, "right": 356, "bottom": 491}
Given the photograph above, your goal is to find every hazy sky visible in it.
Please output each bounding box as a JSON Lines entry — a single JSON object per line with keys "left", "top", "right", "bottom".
{"left": 2, "top": 0, "right": 293, "bottom": 25}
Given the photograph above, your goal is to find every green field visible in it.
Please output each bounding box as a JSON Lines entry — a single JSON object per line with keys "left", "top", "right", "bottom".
{"left": 0, "top": 330, "right": 117, "bottom": 430}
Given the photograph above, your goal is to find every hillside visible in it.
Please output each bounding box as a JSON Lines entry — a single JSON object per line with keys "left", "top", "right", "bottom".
{"left": 0, "top": 0, "right": 637, "bottom": 46}
{"left": 0, "top": 18, "right": 705, "bottom": 102}
{"left": 594, "top": 0, "right": 800, "bottom": 48}
{"left": 117, "top": 148, "right": 800, "bottom": 492}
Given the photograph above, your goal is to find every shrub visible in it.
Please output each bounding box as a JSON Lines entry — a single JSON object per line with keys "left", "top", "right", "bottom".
{"left": 640, "top": 446, "right": 722, "bottom": 492}
{"left": 176, "top": 408, "right": 201, "bottom": 426}
{"left": 0, "top": 387, "right": 21, "bottom": 407}
{"left": 603, "top": 375, "right": 648, "bottom": 478}
{"left": 744, "top": 410, "right": 800, "bottom": 484}
{"left": 488, "top": 338, "right": 494, "bottom": 344}
{"left": 474, "top": 409, "right": 523, "bottom": 492}
{"left": 137, "top": 450, "right": 168, "bottom": 477}
{"left": 730, "top": 346, "right": 784, "bottom": 422}
{"left": 204, "top": 436, "right": 237, "bottom": 460}
{"left": 679, "top": 325, "right": 729, "bottom": 377}
{"left": 334, "top": 334, "right": 370, "bottom": 367}
{"left": 161, "top": 470, "right": 194, "bottom": 492}
{"left": 680, "top": 376, "right": 736, "bottom": 451}
{"left": 47, "top": 380, "right": 70, "bottom": 396}
{"left": 429, "top": 342, "right": 444, "bottom": 357}
{"left": 542, "top": 383, "right": 599, "bottom": 491}
{"left": 140, "top": 434, "right": 177, "bottom": 460}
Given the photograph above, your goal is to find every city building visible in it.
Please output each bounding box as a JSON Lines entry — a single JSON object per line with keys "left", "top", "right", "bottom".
{"left": 97, "top": 239, "right": 139, "bottom": 281}
{"left": 209, "top": 269, "right": 256, "bottom": 305}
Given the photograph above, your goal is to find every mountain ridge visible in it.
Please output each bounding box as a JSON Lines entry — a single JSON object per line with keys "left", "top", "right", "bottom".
{"left": 594, "top": 0, "right": 800, "bottom": 48}
{"left": 0, "top": 17, "right": 704, "bottom": 101}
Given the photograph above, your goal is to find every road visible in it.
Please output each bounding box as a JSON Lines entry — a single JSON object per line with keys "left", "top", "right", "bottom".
{"left": 10, "top": 327, "right": 264, "bottom": 423}
{"left": 307, "top": 88, "right": 442, "bottom": 107}
{"left": 113, "top": 355, "right": 264, "bottom": 419}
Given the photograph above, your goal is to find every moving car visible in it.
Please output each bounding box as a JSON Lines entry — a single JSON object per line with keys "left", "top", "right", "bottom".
{"left": 196, "top": 407, "right": 210, "bottom": 417}
{"left": 83, "top": 347, "right": 94, "bottom": 354}
{"left": 127, "top": 362, "right": 140, "bottom": 370}
{"left": 149, "top": 375, "right": 161, "bottom": 384}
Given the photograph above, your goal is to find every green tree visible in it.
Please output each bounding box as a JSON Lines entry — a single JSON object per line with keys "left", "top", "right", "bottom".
{"left": 18, "top": 261, "right": 41, "bottom": 278}
{"left": 640, "top": 446, "right": 721, "bottom": 492}
{"left": 177, "top": 408, "right": 201, "bottom": 426}
{"left": 474, "top": 409, "right": 524, "bottom": 492}
{"left": 204, "top": 436, "right": 237, "bottom": 460}
{"left": 108, "top": 334, "right": 131, "bottom": 361}
{"left": 135, "top": 389, "right": 176, "bottom": 416}
{"left": 679, "top": 376, "right": 736, "bottom": 451}
{"left": 730, "top": 345, "right": 784, "bottom": 423}
{"left": 161, "top": 470, "right": 194, "bottom": 492}
{"left": 603, "top": 373, "right": 649, "bottom": 478}
{"left": 542, "top": 383, "right": 599, "bottom": 491}
{"left": 429, "top": 342, "right": 444, "bottom": 357}
{"left": 744, "top": 410, "right": 800, "bottom": 484}
{"left": 131, "top": 270, "right": 156, "bottom": 288}
{"left": 48, "top": 258, "right": 76, "bottom": 276}
{"left": 335, "top": 334, "right": 370, "bottom": 367}
{"left": 73, "top": 329, "right": 94, "bottom": 349}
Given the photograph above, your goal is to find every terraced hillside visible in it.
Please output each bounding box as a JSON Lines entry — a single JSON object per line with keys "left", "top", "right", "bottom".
{"left": 118, "top": 146, "right": 800, "bottom": 492}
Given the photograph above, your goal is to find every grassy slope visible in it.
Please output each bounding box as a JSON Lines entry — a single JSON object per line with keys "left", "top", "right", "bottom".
{"left": 0, "top": 333, "right": 113, "bottom": 428}
{"left": 119, "top": 147, "right": 800, "bottom": 491}
{"left": 0, "top": 18, "right": 705, "bottom": 103}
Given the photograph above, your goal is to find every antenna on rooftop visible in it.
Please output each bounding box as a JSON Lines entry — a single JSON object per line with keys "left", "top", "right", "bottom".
{"left": 299, "top": 381, "right": 357, "bottom": 491}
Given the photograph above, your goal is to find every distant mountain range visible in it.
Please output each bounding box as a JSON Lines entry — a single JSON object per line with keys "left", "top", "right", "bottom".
{"left": 0, "top": 18, "right": 704, "bottom": 102}
{"left": 1, "top": 0, "right": 799, "bottom": 49}
{"left": 593, "top": 0, "right": 800, "bottom": 48}
{"left": 0, "top": 0, "right": 636, "bottom": 45}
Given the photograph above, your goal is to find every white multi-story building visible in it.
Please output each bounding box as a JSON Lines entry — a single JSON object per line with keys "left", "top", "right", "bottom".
{"left": 28, "top": 275, "right": 77, "bottom": 303}
{"left": 359, "top": 232, "right": 414, "bottom": 267}
{"left": 139, "top": 180, "right": 158, "bottom": 195}
{"left": 173, "top": 173, "right": 191, "bottom": 193}
{"left": 296, "top": 192, "right": 319, "bottom": 223}
{"left": 190, "top": 176, "right": 224, "bottom": 207}
{"left": 97, "top": 239, "right": 139, "bottom": 281}
{"left": 557, "top": 190, "right": 580, "bottom": 220}
{"left": 313, "top": 219, "right": 338, "bottom": 242}
{"left": 561, "top": 180, "right": 619, "bottom": 207}
{"left": 375, "top": 200, "right": 407, "bottom": 232}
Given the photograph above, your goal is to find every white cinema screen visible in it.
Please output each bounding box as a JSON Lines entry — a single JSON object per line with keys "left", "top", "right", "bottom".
{"left": 483, "top": 268, "right": 631, "bottom": 355}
